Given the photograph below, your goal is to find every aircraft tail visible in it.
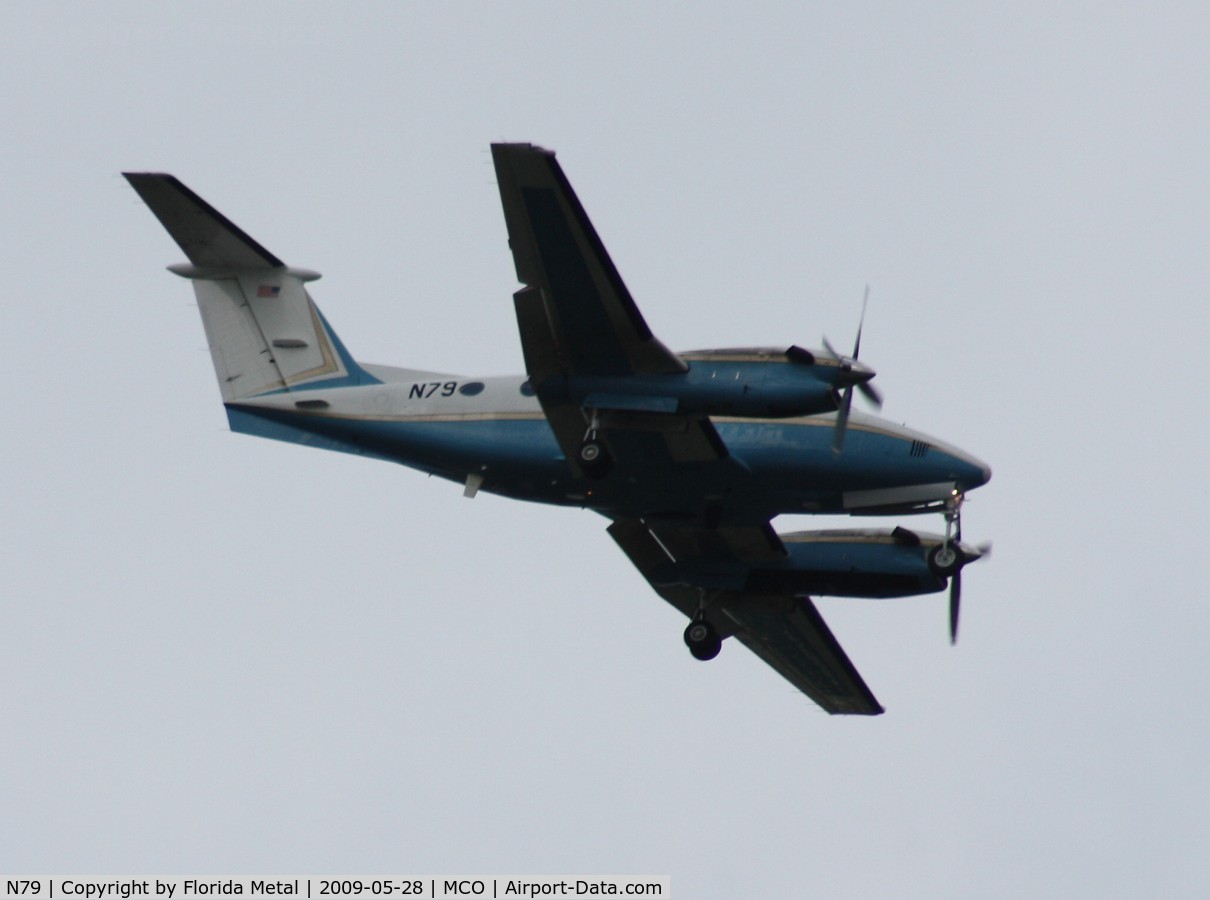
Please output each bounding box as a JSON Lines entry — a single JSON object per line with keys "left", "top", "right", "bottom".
{"left": 125, "top": 173, "right": 378, "bottom": 401}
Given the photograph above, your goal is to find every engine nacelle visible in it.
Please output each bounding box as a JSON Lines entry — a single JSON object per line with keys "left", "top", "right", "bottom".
{"left": 748, "top": 529, "right": 952, "bottom": 598}
{"left": 548, "top": 347, "right": 843, "bottom": 419}
{"left": 646, "top": 528, "right": 981, "bottom": 599}
{"left": 675, "top": 348, "right": 840, "bottom": 417}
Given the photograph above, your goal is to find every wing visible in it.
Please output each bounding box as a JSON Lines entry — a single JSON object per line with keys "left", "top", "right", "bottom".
{"left": 608, "top": 519, "right": 884, "bottom": 715}
{"left": 491, "top": 143, "right": 685, "bottom": 379}
{"left": 492, "top": 143, "right": 729, "bottom": 473}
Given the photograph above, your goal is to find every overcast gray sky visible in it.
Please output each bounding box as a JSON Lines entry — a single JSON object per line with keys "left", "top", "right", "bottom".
{"left": 3, "top": 2, "right": 1209, "bottom": 896}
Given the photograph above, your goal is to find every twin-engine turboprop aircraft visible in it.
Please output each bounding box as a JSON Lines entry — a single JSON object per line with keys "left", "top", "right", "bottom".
{"left": 125, "top": 143, "right": 991, "bottom": 715}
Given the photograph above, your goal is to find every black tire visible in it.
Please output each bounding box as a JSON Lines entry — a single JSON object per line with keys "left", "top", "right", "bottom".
{"left": 928, "top": 543, "right": 965, "bottom": 577}
{"left": 684, "top": 619, "right": 722, "bottom": 661}
{"left": 577, "top": 439, "right": 612, "bottom": 479}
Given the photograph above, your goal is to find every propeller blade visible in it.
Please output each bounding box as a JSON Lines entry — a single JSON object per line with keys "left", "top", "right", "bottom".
{"left": 949, "top": 569, "right": 962, "bottom": 644}
{"left": 824, "top": 289, "right": 881, "bottom": 428}
{"left": 858, "top": 380, "right": 884, "bottom": 409}
{"left": 822, "top": 335, "right": 843, "bottom": 366}
{"left": 824, "top": 288, "right": 882, "bottom": 408}
{"left": 852, "top": 285, "right": 869, "bottom": 359}
{"left": 949, "top": 501, "right": 962, "bottom": 642}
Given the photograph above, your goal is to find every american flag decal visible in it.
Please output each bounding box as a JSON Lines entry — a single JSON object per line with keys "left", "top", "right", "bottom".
{"left": 256, "top": 284, "right": 281, "bottom": 298}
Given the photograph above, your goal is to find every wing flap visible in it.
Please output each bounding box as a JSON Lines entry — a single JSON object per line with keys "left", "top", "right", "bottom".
{"left": 724, "top": 597, "right": 884, "bottom": 715}
{"left": 513, "top": 286, "right": 565, "bottom": 378}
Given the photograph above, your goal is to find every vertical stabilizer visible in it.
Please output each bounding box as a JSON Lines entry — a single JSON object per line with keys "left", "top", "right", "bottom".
{"left": 125, "top": 173, "right": 377, "bottom": 400}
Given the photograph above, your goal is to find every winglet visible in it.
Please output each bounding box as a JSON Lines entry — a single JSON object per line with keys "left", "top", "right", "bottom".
{"left": 124, "top": 173, "right": 284, "bottom": 269}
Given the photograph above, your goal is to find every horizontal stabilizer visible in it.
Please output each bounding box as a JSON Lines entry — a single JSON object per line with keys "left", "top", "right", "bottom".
{"left": 124, "top": 173, "right": 284, "bottom": 269}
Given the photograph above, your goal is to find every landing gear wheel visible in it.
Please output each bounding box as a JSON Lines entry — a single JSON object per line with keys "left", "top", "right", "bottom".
{"left": 577, "top": 436, "right": 612, "bottom": 479}
{"left": 684, "top": 618, "right": 722, "bottom": 661}
{"left": 928, "top": 543, "right": 965, "bottom": 577}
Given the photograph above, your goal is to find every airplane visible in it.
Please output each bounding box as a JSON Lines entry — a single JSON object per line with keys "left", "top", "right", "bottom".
{"left": 124, "top": 143, "right": 991, "bottom": 716}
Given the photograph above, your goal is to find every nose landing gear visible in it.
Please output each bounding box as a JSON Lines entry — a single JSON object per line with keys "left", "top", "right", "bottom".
{"left": 929, "top": 489, "right": 976, "bottom": 643}
{"left": 927, "top": 489, "right": 966, "bottom": 576}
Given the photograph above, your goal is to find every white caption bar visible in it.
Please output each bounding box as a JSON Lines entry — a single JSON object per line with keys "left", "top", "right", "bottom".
{"left": 0, "top": 878, "right": 669, "bottom": 900}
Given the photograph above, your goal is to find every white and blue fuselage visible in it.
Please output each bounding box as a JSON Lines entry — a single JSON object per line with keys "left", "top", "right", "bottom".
{"left": 228, "top": 367, "right": 989, "bottom": 522}
{"left": 123, "top": 144, "right": 992, "bottom": 715}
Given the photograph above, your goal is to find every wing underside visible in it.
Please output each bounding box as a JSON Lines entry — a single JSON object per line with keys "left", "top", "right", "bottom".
{"left": 491, "top": 144, "right": 685, "bottom": 379}
{"left": 609, "top": 519, "right": 884, "bottom": 715}
{"left": 492, "top": 143, "right": 730, "bottom": 476}
{"left": 492, "top": 145, "right": 880, "bottom": 713}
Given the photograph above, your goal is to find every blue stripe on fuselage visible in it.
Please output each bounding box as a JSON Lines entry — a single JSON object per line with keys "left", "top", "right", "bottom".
{"left": 225, "top": 405, "right": 985, "bottom": 515}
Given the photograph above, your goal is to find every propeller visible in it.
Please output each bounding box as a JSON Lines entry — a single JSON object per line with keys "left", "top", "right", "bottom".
{"left": 945, "top": 510, "right": 992, "bottom": 644}
{"left": 949, "top": 515, "right": 963, "bottom": 644}
{"left": 827, "top": 287, "right": 883, "bottom": 454}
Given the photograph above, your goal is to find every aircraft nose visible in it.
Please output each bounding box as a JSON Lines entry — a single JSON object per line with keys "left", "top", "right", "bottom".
{"left": 960, "top": 451, "right": 992, "bottom": 490}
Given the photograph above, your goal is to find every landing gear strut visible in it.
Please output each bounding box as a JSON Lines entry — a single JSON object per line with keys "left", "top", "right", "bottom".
{"left": 931, "top": 489, "right": 971, "bottom": 644}
{"left": 927, "top": 490, "right": 966, "bottom": 576}
{"left": 577, "top": 409, "right": 613, "bottom": 479}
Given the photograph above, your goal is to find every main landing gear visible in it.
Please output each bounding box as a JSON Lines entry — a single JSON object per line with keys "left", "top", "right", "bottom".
{"left": 577, "top": 409, "right": 613, "bottom": 479}
{"left": 685, "top": 590, "right": 721, "bottom": 661}
{"left": 684, "top": 615, "right": 722, "bottom": 661}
